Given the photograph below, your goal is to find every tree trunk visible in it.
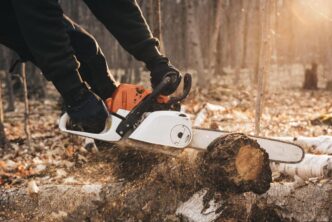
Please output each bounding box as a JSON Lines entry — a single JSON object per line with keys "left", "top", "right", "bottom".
{"left": 231, "top": 0, "right": 245, "bottom": 85}
{"left": 152, "top": 0, "right": 164, "bottom": 53}
{"left": 207, "top": 0, "right": 223, "bottom": 80}
{"left": 255, "top": 0, "right": 273, "bottom": 136}
{"left": 324, "top": 14, "right": 332, "bottom": 90}
{"left": 251, "top": 0, "right": 262, "bottom": 87}
{"left": 241, "top": 0, "right": 253, "bottom": 70}
{"left": 21, "top": 63, "right": 32, "bottom": 150}
{"left": 5, "top": 71, "right": 15, "bottom": 112}
{"left": 26, "top": 63, "right": 46, "bottom": 98}
{"left": 0, "top": 78, "right": 10, "bottom": 149}
{"left": 185, "top": 0, "right": 205, "bottom": 87}
{"left": 303, "top": 63, "right": 318, "bottom": 90}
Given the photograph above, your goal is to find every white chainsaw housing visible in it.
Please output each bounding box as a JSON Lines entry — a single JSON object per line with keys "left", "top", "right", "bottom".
{"left": 129, "top": 111, "right": 192, "bottom": 148}
{"left": 59, "top": 110, "right": 193, "bottom": 148}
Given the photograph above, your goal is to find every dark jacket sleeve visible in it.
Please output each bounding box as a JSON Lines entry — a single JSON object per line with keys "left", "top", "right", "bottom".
{"left": 83, "top": 0, "right": 162, "bottom": 63}
{"left": 11, "top": 0, "right": 82, "bottom": 94}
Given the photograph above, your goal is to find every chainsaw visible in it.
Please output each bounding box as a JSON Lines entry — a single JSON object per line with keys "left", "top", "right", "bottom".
{"left": 59, "top": 74, "right": 304, "bottom": 163}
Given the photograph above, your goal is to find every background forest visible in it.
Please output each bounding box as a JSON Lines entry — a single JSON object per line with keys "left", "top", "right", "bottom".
{"left": 1, "top": 0, "right": 332, "bottom": 92}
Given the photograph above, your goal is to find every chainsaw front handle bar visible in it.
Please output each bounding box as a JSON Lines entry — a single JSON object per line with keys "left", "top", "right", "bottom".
{"left": 168, "top": 73, "right": 192, "bottom": 105}
{"left": 154, "top": 72, "right": 192, "bottom": 103}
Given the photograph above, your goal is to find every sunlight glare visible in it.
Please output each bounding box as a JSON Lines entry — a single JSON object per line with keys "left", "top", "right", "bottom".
{"left": 297, "top": 0, "right": 332, "bottom": 23}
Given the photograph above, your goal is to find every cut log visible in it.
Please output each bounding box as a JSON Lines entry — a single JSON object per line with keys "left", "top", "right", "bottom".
{"left": 2, "top": 182, "right": 330, "bottom": 222}
{"left": 97, "top": 133, "right": 271, "bottom": 221}
{"left": 261, "top": 182, "right": 332, "bottom": 221}
{"left": 271, "top": 154, "right": 332, "bottom": 180}
{"left": 177, "top": 182, "right": 332, "bottom": 222}
{"left": 0, "top": 134, "right": 272, "bottom": 221}
{"left": 200, "top": 133, "right": 271, "bottom": 194}
{"left": 303, "top": 63, "right": 318, "bottom": 90}
{"left": 0, "top": 184, "right": 117, "bottom": 221}
{"left": 176, "top": 189, "right": 223, "bottom": 222}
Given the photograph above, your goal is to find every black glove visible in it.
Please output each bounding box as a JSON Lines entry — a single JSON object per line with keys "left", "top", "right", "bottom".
{"left": 147, "top": 57, "right": 181, "bottom": 96}
{"left": 64, "top": 84, "right": 108, "bottom": 133}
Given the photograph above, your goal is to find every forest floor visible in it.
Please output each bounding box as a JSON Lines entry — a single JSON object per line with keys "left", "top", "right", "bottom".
{"left": 0, "top": 67, "right": 331, "bottom": 221}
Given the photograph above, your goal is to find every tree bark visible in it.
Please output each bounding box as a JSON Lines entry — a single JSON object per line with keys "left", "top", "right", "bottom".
{"left": 303, "top": 66, "right": 318, "bottom": 90}
{"left": 5, "top": 71, "right": 15, "bottom": 111}
{"left": 152, "top": 0, "right": 164, "bottom": 53}
{"left": 0, "top": 78, "right": 10, "bottom": 149}
{"left": 255, "top": 0, "right": 273, "bottom": 136}
{"left": 185, "top": 0, "right": 205, "bottom": 87}
{"left": 271, "top": 154, "right": 332, "bottom": 180}
{"left": 207, "top": 0, "right": 223, "bottom": 80}
{"left": 21, "top": 63, "right": 32, "bottom": 150}
{"left": 178, "top": 182, "right": 332, "bottom": 222}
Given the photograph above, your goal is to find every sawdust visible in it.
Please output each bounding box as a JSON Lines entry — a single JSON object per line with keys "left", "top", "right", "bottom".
{"left": 85, "top": 134, "right": 272, "bottom": 221}
{"left": 98, "top": 149, "right": 201, "bottom": 221}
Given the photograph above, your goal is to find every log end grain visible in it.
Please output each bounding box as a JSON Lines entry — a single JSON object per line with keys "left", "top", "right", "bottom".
{"left": 201, "top": 133, "right": 272, "bottom": 194}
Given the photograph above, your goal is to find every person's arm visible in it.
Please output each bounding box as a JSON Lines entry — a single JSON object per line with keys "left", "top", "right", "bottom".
{"left": 83, "top": 0, "right": 181, "bottom": 95}
{"left": 83, "top": 0, "right": 162, "bottom": 64}
{"left": 11, "top": 0, "right": 82, "bottom": 95}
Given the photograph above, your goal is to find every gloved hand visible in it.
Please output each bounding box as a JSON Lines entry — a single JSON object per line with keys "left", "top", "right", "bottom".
{"left": 147, "top": 57, "right": 181, "bottom": 96}
{"left": 64, "top": 84, "right": 109, "bottom": 133}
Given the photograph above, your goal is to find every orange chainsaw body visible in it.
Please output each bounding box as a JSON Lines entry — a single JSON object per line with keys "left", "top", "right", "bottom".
{"left": 105, "top": 84, "right": 169, "bottom": 113}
